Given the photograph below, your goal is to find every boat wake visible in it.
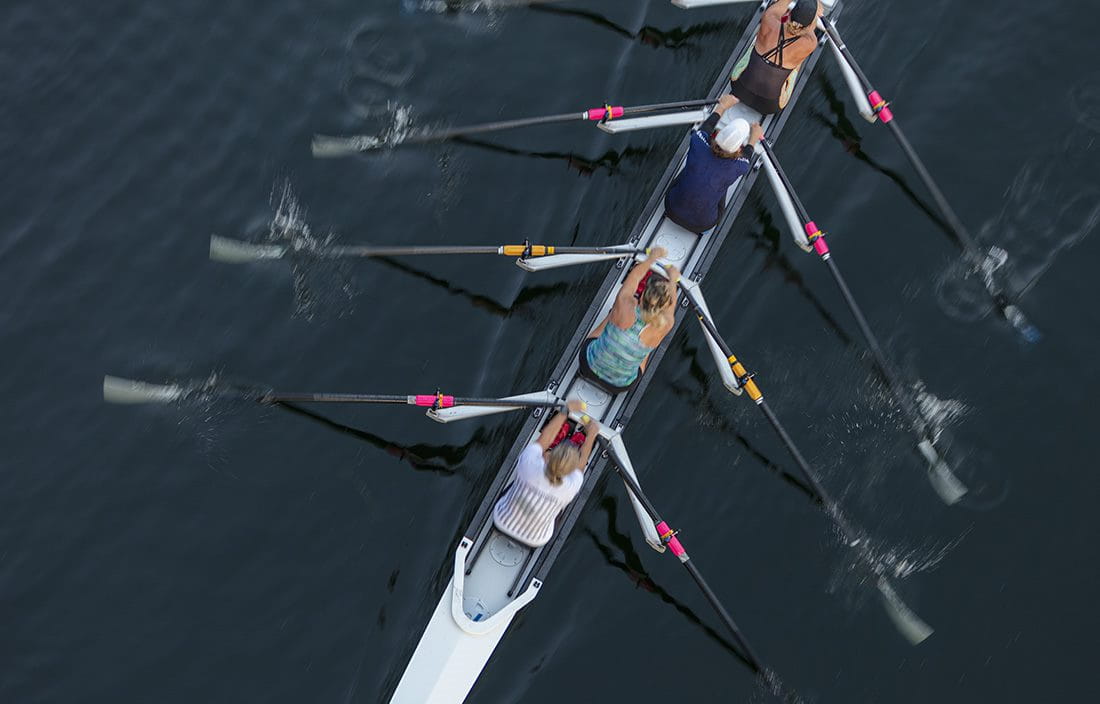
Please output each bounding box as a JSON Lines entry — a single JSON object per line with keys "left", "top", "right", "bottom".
{"left": 342, "top": 18, "right": 424, "bottom": 119}
{"left": 936, "top": 119, "right": 1100, "bottom": 325}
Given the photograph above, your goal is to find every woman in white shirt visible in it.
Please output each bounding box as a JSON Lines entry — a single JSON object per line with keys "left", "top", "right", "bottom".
{"left": 493, "top": 401, "right": 600, "bottom": 548}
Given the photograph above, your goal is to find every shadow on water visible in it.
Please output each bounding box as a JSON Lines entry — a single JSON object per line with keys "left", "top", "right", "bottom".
{"left": 669, "top": 336, "right": 819, "bottom": 503}
{"left": 809, "top": 75, "right": 954, "bottom": 244}
{"left": 369, "top": 255, "right": 574, "bottom": 319}
{"left": 274, "top": 400, "right": 488, "bottom": 476}
{"left": 527, "top": 4, "right": 730, "bottom": 51}
{"left": 453, "top": 136, "right": 650, "bottom": 176}
{"left": 421, "top": 0, "right": 732, "bottom": 52}
{"left": 743, "top": 201, "right": 857, "bottom": 348}
{"left": 584, "top": 494, "right": 749, "bottom": 663}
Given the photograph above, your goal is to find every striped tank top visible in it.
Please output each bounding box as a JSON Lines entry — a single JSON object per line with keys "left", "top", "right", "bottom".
{"left": 493, "top": 445, "right": 584, "bottom": 548}
{"left": 585, "top": 307, "right": 652, "bottom": 388}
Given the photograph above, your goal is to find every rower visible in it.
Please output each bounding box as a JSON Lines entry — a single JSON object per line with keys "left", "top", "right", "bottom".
{"left": 492, "top": 401, "right": 600, "bottom": 548}
{"left": 577, "top": 247, "right": 679, "bottom": 393}
{"left": 664, "top": 94, "right": 763, "bottom": 234}
{"left": 729, "top": 0, "right": 823, "bottom": 115}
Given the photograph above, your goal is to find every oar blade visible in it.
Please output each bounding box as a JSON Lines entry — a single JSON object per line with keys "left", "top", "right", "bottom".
{"left": 427, "top": 404, "right": 524, "bottom": 423}
{"left": 209, "top": 236, "right": 288, "bottom": 263}
{"left": 876, "top": 578, "right": 934, "bottom": 645}
{"left": 103, "top": 375, "right": 185, "bottom": 405}
{"left": 917, "top": 440, "right": 968, "bottom": 505}
{"left": 1003, "top": 304, "right": 1042, "bottom": 343}
{"left": 603, "top": 432, "right": 666, "bottom": 553}
{"left": 426, "top": 391, "right": 559, "bottom": 424}
{"left": 596, "top": 109, "right": 709, "bottom": 134}
{"left": 311, "top": 133, "right": 384, "bottom": 158}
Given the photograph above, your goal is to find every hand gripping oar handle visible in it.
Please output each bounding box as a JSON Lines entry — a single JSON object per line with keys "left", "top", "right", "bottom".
{"left": 756, "top": 140, "right": 968, "bottom": 505}
{"left": 818, "top": 16, "right": 1038, "bottom": 342}
{"left": 595, "top": 434, "right": 768, "bottom": 677}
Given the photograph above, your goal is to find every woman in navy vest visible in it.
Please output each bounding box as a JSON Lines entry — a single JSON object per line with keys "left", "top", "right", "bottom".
{"left": 664, "top": 94, "right": 763, "bottom": 234}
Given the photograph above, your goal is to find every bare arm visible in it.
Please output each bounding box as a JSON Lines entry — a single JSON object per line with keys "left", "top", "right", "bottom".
{"left": 611, "top": 246, "right": 667, "bottom": 326}
{"left": 620, "top": 247, "right": 665, "bottom": 299}
{"left": 536, "top": 411, "right": 569, "bottom": 451}
{"left": 763, "top": 0, "right": 790, "bottom": 21}
{"left": 536, "top": 400, "right": 585, "bottom": 450}
{"left": 577, "top": 419, "right": 601, "bottom": 471}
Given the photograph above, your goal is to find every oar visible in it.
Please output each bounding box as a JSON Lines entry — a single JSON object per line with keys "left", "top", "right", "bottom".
{"left": 818, "top": 16, "right": 1039, "bottom": 343}
{"left": 674, "top": 277, "right": 935, "bottom": 645}
{"left": 103, "top": 376, "right": 563, "bottom": 420}
{"left": 597, "top": 432, "right": 782, "bottom": 690}
{"left": 755, "top": 140, "right": 967, "bottom": 505}
{"left": 311, "top": 98, "right": 717, "bottom": 157}
{"left": 209, "top": 235, "right": 645, "bottom": 265}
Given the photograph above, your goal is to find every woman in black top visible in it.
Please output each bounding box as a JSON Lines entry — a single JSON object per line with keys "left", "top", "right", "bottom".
{"left": 730, "top": 0, "right": 823, "bottom": 115}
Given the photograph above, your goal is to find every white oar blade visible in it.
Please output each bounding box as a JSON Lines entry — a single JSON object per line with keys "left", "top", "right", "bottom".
{"left": 604, "top": 432, "right": 665, "bottom": 553}
{"left": 755, "top": 145, "right": 812, "bottom": 252}
{"left": 103, "top": 375, "right": 185, "bottom": 405}
{"left": 209, "top": 236, "right": 288, "bottom": 264}
{"left": 516, "top": 252, "right": 632, "bottom": 272}
{"left": 675, "top": 279, "right": 742, "bottom": 396}
{"left": 917, "top": 440, "right": 968, "bottom": 505}
{"left": 426, "top": 391, "right": 559, "bottom": 424}
{"left": 876, "top": 578, "right": 934, "bottom": 645}
{"left": 427, "top": 404, "right": 524, "bottom": 423}
{"left": 597, "top": 109, "right": 709, "bottom": 134}
{"left": 311, "top": 134, "right": 383, "bottom": 158}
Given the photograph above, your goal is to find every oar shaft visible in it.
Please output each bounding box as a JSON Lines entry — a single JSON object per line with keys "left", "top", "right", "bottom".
{"left": 600, "top": 438, "right": 766, "bottom": 675}
{"left": 331, "top": 97, "right": 721, "bottom": 152}
{"left": 822, "top": 16, "right": 1038, "bottom": 342}
{"left": 325, "top": 245, "right": 502, "bottom": 257}
{"left": 883, "top": 121, "right": 982, "bottom": 260}
{"left": 415, "top": 98, "right": 717, "bottom": 143}
{"left": 404, "top": 111, "right": 588, "bottom": 144}
{"left": 819, "top": 17, "right": 982, "bottom": 263}
{"left": 263, "top": 392, "right": 561, "bottom": 409}
{"left": 322, "top": 244, "right": 645, "bottom": 258}
{"left": 819, "top": 255, "right": 930, "bottom": 438}
{"left": 757, "top": 141, "right": 934, "bottom": 439}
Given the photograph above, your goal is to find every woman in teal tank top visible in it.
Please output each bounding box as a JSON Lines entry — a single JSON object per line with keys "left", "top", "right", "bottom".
{"left": 579, "top": 247, "right": 680, "bottom": 392}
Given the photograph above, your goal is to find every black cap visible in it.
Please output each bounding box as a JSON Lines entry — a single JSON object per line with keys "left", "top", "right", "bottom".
{"left": 789, "top": 0, "right": 817, "bottom": 26}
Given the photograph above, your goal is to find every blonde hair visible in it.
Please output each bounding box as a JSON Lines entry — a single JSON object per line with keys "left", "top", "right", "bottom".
{"left": 640, "top": 279, "right": 673, "bottom": 326}
{"left": 545, "top": 443, "right": 582, "bottom": 486}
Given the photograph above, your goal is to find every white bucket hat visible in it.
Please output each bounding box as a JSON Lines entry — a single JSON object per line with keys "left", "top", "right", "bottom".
{"left": 714, "top": 118, "right": 750, "bottom": 153}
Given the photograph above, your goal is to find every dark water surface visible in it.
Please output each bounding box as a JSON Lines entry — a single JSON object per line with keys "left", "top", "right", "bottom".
{"left": 4, "top": 0, "right": 1099, "bottom": 701}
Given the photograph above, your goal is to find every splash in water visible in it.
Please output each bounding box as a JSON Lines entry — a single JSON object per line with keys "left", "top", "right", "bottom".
{"left": 266, "top": 181, "right": 358, "bottom": 320}
{"left": 913, "top": 380, "right": 969, "bottom": 443}
{"left": 937, "top": 117, "right": 1100, "bottom": 323}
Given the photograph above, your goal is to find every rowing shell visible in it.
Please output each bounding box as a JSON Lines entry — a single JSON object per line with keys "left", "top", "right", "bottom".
{"left": 387, "top": 4, "right": 838, "bottom": 702}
